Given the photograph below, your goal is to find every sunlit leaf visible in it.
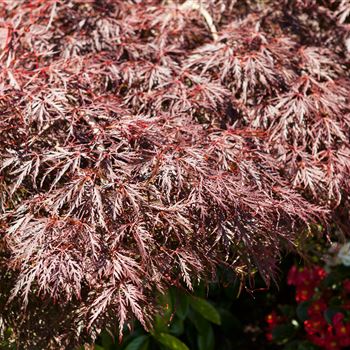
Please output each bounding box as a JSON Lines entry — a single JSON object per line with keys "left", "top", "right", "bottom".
{"left": 155, "top": 333, "right": 189, "bottom": 350}
{"left": 190, "top": 297, "right": 221, "bottom": 325}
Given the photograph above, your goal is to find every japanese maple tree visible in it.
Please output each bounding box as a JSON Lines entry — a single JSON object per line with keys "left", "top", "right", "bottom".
{"left": 0, "top": 0, "right": 349, "bottom": 348}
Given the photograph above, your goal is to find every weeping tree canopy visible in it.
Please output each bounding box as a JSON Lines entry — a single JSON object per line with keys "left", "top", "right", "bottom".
{"left": 0, "top": 0, "right": 349, "bottom": 348}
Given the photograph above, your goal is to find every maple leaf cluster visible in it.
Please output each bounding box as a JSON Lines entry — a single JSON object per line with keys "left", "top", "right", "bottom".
{"left": 0, "top": 0, "right": 349, "bottom": 348}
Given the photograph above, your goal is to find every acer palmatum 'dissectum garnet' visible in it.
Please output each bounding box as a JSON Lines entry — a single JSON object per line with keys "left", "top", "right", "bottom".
{"left": 0, "top": 0, "right": 349, "bottom": 348}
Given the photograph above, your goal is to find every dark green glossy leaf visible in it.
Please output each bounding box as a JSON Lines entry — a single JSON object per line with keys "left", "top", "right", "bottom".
{"left": 296, "top": 301, "right": 311, "bottom": 322}
{"left": 190, "top": 297, "right": 221, "bottom": 325}
{"left": 272, "top": 324, "right": 296, "bottom": 343}
{"left": 184, "top": 318, "right": 199, "bottom": 350}
{"left": 188, "top": 310, "right": 211, "bottom": 334}
{"left": 297, "top": 341, "right": 321, "bottom": 350}
{"left": 124, "top": 335, "right": 149, "bottom": 350}
{"left": 169, "top": 316, "right": 184, "bottom": 336}
{"left": 217, "top": 308, "right": 242, "bottom": 334}
{"left": 283, "top": 340, "right": 319, "bottom": 350}
{"left": 174, "top": 292, "right": 189, "bottom": 321}
{"left": 139, "top": 339, "right": 150, "bottom": 350}
{"left": 197, "top": 323, "right": 214, "bottom": 350}
{"left": 155, "top": 333, "right": 189, "bottom": 350}
{"left": 101, "top": 330, "right": 114, "bottom": 349}
{"left": 324, "top": 308, "right": 342, "bottom": 325}
{"left": 322, "top": 273, "right": 339, "bottom": 288}
{"left": 282, "top": 340, "right": 299, "bottom": 350}
{"left": 154, "top": 292, "right": 174, "bottom": 332}
{"left": 94, "top": 346, "right": 104, "bottom": 350}
{"left": 278, "top": 305, "right": 295, "bottom": 317}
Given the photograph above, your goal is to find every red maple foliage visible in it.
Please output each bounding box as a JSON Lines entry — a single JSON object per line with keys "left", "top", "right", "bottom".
{"left": 0, "top": 0, "right": 349, "bottom": 348}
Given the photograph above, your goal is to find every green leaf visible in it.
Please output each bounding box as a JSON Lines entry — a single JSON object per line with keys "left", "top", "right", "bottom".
{"left": 278, "top": 305, "right": 295, "bottom": 318}
{"left": 154, "top": 291, "right": 174, "bottom": 332}
{"left": 101, "top": 330, "right": 114, "bottom": 349}
{"left": 183, "top": 319, "right": 199, "bottom": 350}
{"left": 169, "top": 316, "right": 184, "bottom": 336}
{"left": 272, "top": 324, "right": 296, "bottom": 344}
{"left": 139, "top": 339, "right": 150, "bottom": 350}
{"left": 158, "top": 291, "right": 174, "bottom": 315}
{"left": 155, "top": 333, "right": 189, "bottom": 350}
{"left": 283, "top": 340, "right": 300, "bottom": 350}
{"left": 322, "top": 273, "right": 337, "bottom": 287}
{"left": 297, "top": 341, "right": 321, "bottom": 350}
{"left": 94, "top": 346, "right": 104, "bottom": 350}
{"left": 188, "top": 310, "right": 211, "bottom": 334}
{"left": 217, "top": 308, "right": 242, "bottom": 334}
{"left": 222, "top": 281, "right": 240, "bottom": 300}
{"left": 174, "top": 292, "right": 189, "bottom": 321}
{"left": 283, "top": 340, "right": 319, "bottom": 350}
{"left": 190, "top": 297, "right": 221, "bottom": 325}
{"left": 124, "top": 335, "right": 149, "bottom": 350}
{"left": 324, "top": 308, "right": 342, "bottom": 325}
{"left": 296, "top": 301, "right": 311, "bottom": 322}
{"left": 197, "top": 323, "right": 214, "bottom": 350}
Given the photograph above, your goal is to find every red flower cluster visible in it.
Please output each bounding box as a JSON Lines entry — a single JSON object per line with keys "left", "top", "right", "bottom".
{"left": 305, "top": 311, "right": 350, "bottom": 350}
{"left": 287, "top": 265, "right": 350, "bottom": 350}
{"left": 267, "top": 265, "right": 350, "bottom": 349}
{"left": 287, "top": 265, "right": 326, "bottom": 303}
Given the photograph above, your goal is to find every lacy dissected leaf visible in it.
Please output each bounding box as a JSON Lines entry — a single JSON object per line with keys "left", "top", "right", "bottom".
{"left": 0, "top": 0, "right": 348, "bottom": 348}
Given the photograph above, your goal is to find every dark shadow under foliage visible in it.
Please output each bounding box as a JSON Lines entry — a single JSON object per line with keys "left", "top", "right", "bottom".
{"left": 0, "top": 0, "right": 349, "bottom": 348}
{"left": 90, "top": 258, "right": 298, "bottom": 350}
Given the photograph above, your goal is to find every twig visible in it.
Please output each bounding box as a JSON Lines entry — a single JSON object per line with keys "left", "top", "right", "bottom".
{"left": 179, "top": 0, "right": 218, "bottom": 41}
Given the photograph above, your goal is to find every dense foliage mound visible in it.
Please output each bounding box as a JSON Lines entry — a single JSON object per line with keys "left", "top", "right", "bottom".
{"left": 0, "top": 0, "right": 349, "bottom": 348}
